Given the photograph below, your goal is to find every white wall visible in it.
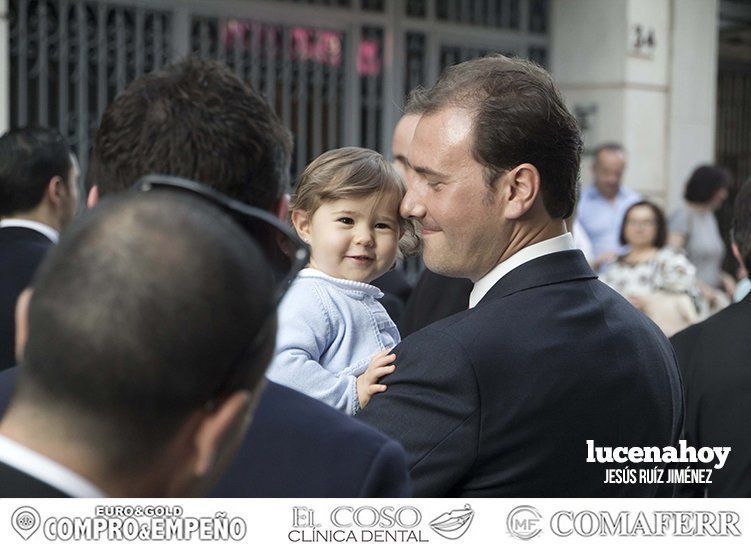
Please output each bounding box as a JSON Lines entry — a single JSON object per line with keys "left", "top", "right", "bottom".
{"left": 666, "top": 0, "right": 719, "bottom": 213}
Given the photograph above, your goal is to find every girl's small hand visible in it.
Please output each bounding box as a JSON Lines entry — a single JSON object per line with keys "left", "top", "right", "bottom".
{"left": 356, "top": 348, "right": 396, "bottom": 409}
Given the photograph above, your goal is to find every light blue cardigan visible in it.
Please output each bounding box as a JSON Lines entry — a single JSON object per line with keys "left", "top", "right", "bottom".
{"left": 266, "top": 268, "right": 400, "bottom": 415}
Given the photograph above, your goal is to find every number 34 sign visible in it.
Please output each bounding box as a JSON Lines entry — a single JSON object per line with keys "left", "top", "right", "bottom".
{"left": 629, "top": 24, "right": 657, "bottom": 58}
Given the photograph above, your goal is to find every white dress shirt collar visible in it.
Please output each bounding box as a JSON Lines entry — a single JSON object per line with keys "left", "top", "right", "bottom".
{"left": 469, "top": 233, "right": 575, "bottom": 308}
{"left": 0, "top": 434, "right": 106, "bottom": 497}
{"left": 0, "top": 219, "right": 59, "bottom": 243}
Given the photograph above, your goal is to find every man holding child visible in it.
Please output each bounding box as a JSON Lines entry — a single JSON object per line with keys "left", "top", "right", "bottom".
{"left": 358, "top": 55, "right": 684, "bottom": 497}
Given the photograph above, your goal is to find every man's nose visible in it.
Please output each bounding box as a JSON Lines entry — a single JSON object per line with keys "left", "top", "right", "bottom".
{"left": 400, "top": 184, "right": 427, "bottom": 219}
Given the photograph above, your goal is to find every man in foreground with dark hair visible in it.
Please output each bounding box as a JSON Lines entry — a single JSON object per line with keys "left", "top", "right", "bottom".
{"left": 671, "top": 179, "right": 751, "bottom": 497}
{"left": 358, "top": 55, "right": 683, "bottom": 497}
{"left": 0, "top": 127, "right": 79, "bottom": 371}
{"left": 0, "top": 191, "right": 275, "bottom": 496}
{"left": 0, "top": 57, "right": 409, "bottom": 497}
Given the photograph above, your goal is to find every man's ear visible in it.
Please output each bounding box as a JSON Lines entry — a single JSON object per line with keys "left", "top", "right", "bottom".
{"left": 46, "top": 176, "right": 65, "bottom": 207}
{"left": 192, "top": 390, "right": 253, "bottom": 478}
{"left": 14, "top": 289, "right": 33, "bottom": 364}
{"left": 291, "top": 209, "right": 311, "bottom": 243}
{"left": 87, "top": 185, "right": 100, "bottom": 209}
{"left": 503, "top": 163, "right": 541, "bottom": 220}
{"left": 273, "top": 194, "right": 290, "bottom": 222}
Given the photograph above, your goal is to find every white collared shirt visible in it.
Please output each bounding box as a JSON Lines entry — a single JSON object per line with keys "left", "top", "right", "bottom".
{"left": 469, "top": 233, "right": 576, "bottom": 308}
{"left": 0, "top": 434, "right": 106, "bottom": 497}
{"left": 0, "top": 219, "right": 59, "bottom": 243}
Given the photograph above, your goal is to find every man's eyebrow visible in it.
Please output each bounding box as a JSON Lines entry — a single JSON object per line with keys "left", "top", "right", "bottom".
{"left": 394, "top": 154, "right": 409, "bottom": 166}
{"left": 413, "top": 165, "right": 449, "bottom": 180}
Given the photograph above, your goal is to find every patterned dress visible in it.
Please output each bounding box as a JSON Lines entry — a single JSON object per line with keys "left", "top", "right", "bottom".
{"left": 601, "top": 247, "right": 705, "bottom": 315}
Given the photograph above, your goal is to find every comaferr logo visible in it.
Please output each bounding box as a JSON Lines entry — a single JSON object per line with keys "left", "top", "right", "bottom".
{"left": 507, "top": 506, "right": 543, "bottom": 540}
{"left": 550, "top": 511, "right": 741, "bottom": 537}
{"left": 505, "top": 507, "right": 742, "bottom": 538}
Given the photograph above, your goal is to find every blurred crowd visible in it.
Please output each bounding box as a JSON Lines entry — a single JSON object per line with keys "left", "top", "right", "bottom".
{"left": 577, "top": 147, "right": 742, "bottom": 337}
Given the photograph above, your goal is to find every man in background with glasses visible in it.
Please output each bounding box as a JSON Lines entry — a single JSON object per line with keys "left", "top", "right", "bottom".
{"left": 0, "top": 57, "right": 410, "bottom": 497}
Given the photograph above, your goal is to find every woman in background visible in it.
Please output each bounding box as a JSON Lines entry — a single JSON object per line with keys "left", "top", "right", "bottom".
{"left": 669, "top": 165, "right": 732, "bottom": 309}
{"left": 602, "top": 201, "right": 703, "bottom": 336}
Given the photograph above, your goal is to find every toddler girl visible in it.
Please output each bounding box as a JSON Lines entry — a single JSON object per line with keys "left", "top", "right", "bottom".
{"left": 267, "top": 147, "right": 418, "bottom": 414}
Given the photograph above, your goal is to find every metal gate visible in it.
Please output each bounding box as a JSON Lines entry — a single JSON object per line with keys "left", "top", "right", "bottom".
{"left": 9, "top": 0, "right": 550, "bottom": 179}
{"left": 717, "top": 67, "right": 751, "bottom": 187}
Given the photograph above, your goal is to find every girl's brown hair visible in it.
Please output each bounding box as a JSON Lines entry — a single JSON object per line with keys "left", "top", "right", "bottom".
{"left": 292, "top": 147, "right": 420, "bottom": 257}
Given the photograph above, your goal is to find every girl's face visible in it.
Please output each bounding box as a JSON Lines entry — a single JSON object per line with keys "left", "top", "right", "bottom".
{"left": 292, "top": 192, "right": 401, "bottom": 283}
{"left": 623, "top": 205, "right": 658, "bottom": 249}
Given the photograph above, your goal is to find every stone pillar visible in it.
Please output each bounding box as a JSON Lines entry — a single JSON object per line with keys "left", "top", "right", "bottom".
{"left": 550, "top": 0, "right": 718, "bottom": 213}
{"left": 665, "top": 0, "right": 719, "bottom": 211}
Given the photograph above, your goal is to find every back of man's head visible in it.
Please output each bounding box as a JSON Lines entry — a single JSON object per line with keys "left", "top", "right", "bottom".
{"left": 733, "top": 179, "right": 751, "bottom": 274}
{"left": 13, "top": 191, "right": 275, "bottom": 480}
{"left": 0, "top": 127, "right": 73, "bottom": 216}
{"left": 89, "top": 57, "right": 292, "bottom": 209}
{"left": 408, "top": 54, "right": 582, "bottom": 219}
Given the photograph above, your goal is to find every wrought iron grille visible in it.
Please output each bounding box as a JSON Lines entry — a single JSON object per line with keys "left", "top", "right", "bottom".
{"left": 436, "top": 0, "right": 521, "bottom": 29}
{"left": 717, "top": 67, "right": 751, "bottom": 185}
{"left": 190, "top": 16, "right": 348, "bottom": 176}
{"left": 9, "top": 0, "right": 171, "bottom": 169}
{"left": 8, "top": 0, "right": 550, "bottom": 186}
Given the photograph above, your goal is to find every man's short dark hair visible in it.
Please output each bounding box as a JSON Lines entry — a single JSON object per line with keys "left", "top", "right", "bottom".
{"left": 733, "top": 178, "right": 751, "bottom": 273}
{"left": 16, "top": 192, "right": 275, "bottom": 472}
{"left": 593, "top": 142, "right": 624, "bottom": 164}
{"left": 684, "top": 165, "right": 731, "bottom": 204}
{"left": 89, "top": 57, "right": 293, "bottom": 209}
{"left": 619, "top": 200, "right": 667, "bottom": 248}
{"left": 0, "top": 127, "right": 73, "bottom": 216}
{"left": 407, "top": 54, "right": 583, "bottom": 219}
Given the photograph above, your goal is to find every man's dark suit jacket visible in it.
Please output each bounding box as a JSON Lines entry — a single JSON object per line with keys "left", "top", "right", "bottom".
{"left": 0, "top": 370, "right": 411, "bottom": 497}
{"left": 0, "top": 227, "right": 54, "bottom": 371}
{"left": 0, "top": 460, "right": 70, "bottom": 497}
{"left": 671, "top": 295, "right": 751, "bottom": 497}
{"left": 399, "top": 269, "right": 472, "bottom": 338}
{"left": 359, "top": 250, "right": 684, "bottom": 497}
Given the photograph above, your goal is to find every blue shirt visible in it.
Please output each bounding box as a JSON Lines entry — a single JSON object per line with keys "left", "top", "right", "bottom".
{"left": 267, "top": 269, "right": 400, "bottom": 415}
{"left": 577, "top": 185, "right": 641, "bottom": 259}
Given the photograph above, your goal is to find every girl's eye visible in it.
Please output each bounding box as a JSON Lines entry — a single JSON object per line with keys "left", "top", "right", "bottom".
{"left": 337, "top": 217, "right": 354, "bottom": 225}
{"left": 375, "top": 223, "right": 392, "bottom": 230}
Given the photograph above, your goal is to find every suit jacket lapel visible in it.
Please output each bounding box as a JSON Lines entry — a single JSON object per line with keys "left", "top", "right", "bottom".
{"left": 477, "top": 250, "right": 597, "bottom": 304}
